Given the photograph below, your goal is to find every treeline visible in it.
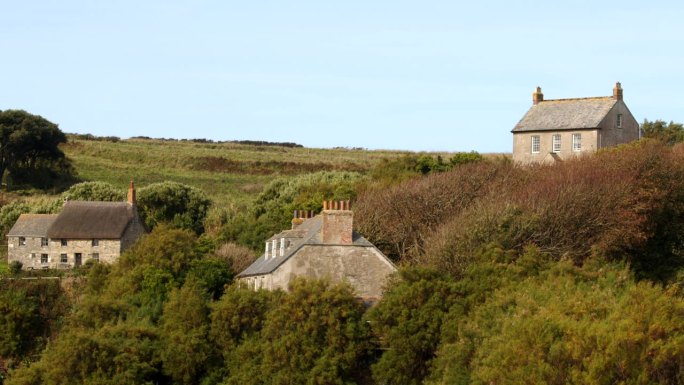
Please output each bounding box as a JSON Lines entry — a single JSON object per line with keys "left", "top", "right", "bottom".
{"left": 2, "top": 138, "right": 684, "bottom": 383}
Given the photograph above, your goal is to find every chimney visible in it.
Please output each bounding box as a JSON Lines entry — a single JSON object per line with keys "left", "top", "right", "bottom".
{"left": 291, "top": 210, "right": 304, "bottom": 230}
{"left": 613, "top": 81, "right": 623, "bottom": 101}
{"left": 321, "top": 200, "right": 353, "bottom": 244}
{"left": 532, "top": 86, "right": 543, "bottom": 105}
{"left": 127, "top": 180, "right": 136, "bottom": 205}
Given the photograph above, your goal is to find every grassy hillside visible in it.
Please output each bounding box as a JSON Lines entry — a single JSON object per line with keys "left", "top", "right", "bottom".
{"left": 61, "top": 137, "right": 424, "bottom": 206}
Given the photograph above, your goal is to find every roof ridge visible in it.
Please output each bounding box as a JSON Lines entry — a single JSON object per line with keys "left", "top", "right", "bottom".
{"left": 542, "top": 96, "right": 614, "bottom": 102}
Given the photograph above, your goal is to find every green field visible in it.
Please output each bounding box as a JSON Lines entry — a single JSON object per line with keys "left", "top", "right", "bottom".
{"left": 62, "top": 137, "right": 423, "bottom": 206}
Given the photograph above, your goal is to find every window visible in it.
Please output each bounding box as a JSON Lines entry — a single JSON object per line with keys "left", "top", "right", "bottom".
{"left": 92, "top": 239, "right": 99, "bottom": 247}
{"left": 92, "top": 253, "right": 99, "bottom": 262}
{"left": 61, "top": 239, "right": 68, "bottom": 247}
{"left": 75, "top": 253, "right": 82, "bottom": 266}
{"left": 572, "top": 134, "right": 582, "bottom": 152}
{"left": 552, "top": 134, "right": 561, "bottom": 153}
{"left": 616, "top": 114, "right": 623, "bottom": 128}
{"left": 60, "top": 254, "right": 68, "bottom": 263}
{"left": 531, "top": 135, "right": 540, "bottom": 153}
{"left": 280, "top": 238, "right": 286, "bottom": 257}
{"left": 41, "top": 237, "right": 48, "bottom": 247}
{"left": 41, "top": 254, "right": 49, "bottom": 264}
{"left": 19, "top": 237, "right": 26, "bottom": 246}
{"left": 271, "top": 239, "right": 277, "bottom": 258}
{"left": 265, "top": 242, "right": 270, "bottom": 258}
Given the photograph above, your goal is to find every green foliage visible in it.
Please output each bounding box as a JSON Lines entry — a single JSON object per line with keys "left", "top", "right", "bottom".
{"left": 159, "top": 279, "right": 213, "bottom": 385}
{"left": 8, "top": 261, "right": 22, "bottom": 275}
{"left": 61, "top": 181, "right": 125, "bottom": 202}
{"left": 15, "top": 322, "right": 163, "bottom": 385}
{"left": 642, "top": 119, "right": 684, "bottom": 144}
{"left": 186, "top": 257, "right": 233, "bottom": 300}
{"left": 0, "top": 280, "right": 69, "bottom": 365}
{"left": 428, "top": 262, "right": 684, "bottom": 385}
{"left": 0, "top": 110, "right": 75, "bottom": 190}
{"left": 367, "top": 268, "right": 461, "bottom": 385}
{"left": 223, "top": 279, "right": 373, "bottom": 385}
{"left": 137, "top": 181, "right": 211, "bottom": 234}
{"left": 222, "top": 171, "right": 363, "bottom": 250}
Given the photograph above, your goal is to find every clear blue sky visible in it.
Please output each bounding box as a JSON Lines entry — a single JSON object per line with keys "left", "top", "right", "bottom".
{"left": 1, "top": 1, "right": 682, "bottom": 152}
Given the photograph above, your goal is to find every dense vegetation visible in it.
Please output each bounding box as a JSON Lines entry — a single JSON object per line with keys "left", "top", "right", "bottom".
{"left": 2, "top": 127, "right": 684, "bottom": 384}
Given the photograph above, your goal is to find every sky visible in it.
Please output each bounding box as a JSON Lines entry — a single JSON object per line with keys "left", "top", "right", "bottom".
{"left": 1, "top": 1, "right": 683, "bottom": 152}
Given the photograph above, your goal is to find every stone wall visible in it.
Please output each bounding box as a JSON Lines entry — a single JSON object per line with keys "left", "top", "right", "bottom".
{"left": 512, "top": 129, "right": 598, "bottom": 164}
{"left": 7, "top": 236, "right": 120, "bottom": 269}
{"left": 264, "top": 244, "right": 396, "bottom": 298}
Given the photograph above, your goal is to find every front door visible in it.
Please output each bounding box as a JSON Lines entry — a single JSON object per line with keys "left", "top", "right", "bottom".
{"left": 75, "top": 253, "right": 82, "bottom": 267}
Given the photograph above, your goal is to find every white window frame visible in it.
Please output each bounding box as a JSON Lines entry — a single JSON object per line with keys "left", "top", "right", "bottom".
{"left": 531, "top": 135, "right": 540, "bottom": 154}
{"left": 60, "top": 253, "right": 68, "bottom": 263}
{"left": 572, "top": 133, "right": 582, "bottom": 152}
{"left": 616, "top": 114, "right": 623, "bottom": 128}
{"left": 41, "top": 237, "right": 48, "bottom": 247}
{"left": 271, "top": 239, "right": 277, "bottom": 259}
{"left": 279, "top": 238, "right": 285, "bottom": 257}
{"left": 41, "top": 254, "right": 49, "bottom": 264}
{"left": 552, "top": 134, "right": 561, "bottom": 153}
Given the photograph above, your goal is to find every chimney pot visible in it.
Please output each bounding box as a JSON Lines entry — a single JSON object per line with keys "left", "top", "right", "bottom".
{"left": 532, "top": 86, "right": 543, "bottom": 105}
{"left": 613, "top": 81, "right": 623, "bottom": 101}
{"left": 127, "top": 180, "right": 136, "bottom": 205}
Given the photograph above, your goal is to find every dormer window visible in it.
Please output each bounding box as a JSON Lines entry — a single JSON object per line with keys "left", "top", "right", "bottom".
{"left": 616, "top": 114, "right": 623, "bottom": 128}
{"left": 265, "top": 242, "right": 271, "bottom": 258}
{"left": 271, "top": 239, "right": 277, "bottom": 259}
{"left": 280, "top": 238, "right": 286, "bottom": 257}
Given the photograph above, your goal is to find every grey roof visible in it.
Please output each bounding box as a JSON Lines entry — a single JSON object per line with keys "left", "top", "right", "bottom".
{"left": 47, "top": 201, "right": 135, "bottom": 239}
{"left": 512, "top": 97, "right": 617, "bottom": 132}
{"left": 7, "top": 214, "right": 58, "bottom": 237}
{"left": 237, "top": 215, "right": 375, "bottom": 278}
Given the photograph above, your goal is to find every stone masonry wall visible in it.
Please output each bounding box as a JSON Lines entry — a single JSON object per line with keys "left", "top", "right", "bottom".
{"left": 267, "top": 245, "right": 396, "bottom": 298}
{"left": 7, "top": 236, "right": 120, "bottom": 269}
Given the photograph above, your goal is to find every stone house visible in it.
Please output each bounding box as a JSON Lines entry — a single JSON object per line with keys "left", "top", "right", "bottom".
{"left": 237, "top": 200, "right": 397, "bottom": 300}
{"left": 511, "top": 82, "right": 640, "bottom": 164}
{"left": 6, "top": 182, "right": 146, "bottom": 269}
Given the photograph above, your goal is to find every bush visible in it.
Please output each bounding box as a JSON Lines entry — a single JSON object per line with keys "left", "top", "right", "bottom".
{"left": 137, "top": 181, "right": 211, "bottom": 234}
{"left": 8, "top": 261, "right": 22, "bottom": 275}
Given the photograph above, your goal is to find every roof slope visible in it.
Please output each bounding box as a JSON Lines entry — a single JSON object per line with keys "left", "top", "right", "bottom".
{"left": 512, "top": 97, "right": 617, "bottom": 132}
{"left": 47, "top": 201, "right": 135, "bottom": 239}
{"left": 7, "top": 214, "right": 58, "bottom": 237}
{"left": 237, "top": 215, "right": 375, "bottom": 277}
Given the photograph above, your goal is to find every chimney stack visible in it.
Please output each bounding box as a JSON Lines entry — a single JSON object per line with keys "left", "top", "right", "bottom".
{"left": 613, "top": 81, "right": 623, "bottom": 101}
{"left": 532, "top": 86, "right": 543, "bottom": 105}
{"left": 127, "top": 180, "right": 136, "bottom": 206}
{"left": 321, "top": 200, "right": 353, "bottom": 244}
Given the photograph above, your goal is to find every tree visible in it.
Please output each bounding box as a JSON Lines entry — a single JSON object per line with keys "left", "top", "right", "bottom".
{"left": 137, "top": 181, "right": 211, "bottom": 234}
{"left": 641, "top": 119, "right": 684, "bottom": 144}
{"left": 0, "top": 110, "right": 74, "bottom": 189}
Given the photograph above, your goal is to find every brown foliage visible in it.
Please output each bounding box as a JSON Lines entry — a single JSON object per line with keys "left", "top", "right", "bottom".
{"left": 354, "top": 161, "right": 515, "bottom": 262}
{"left": 214, "top": 242, "right": 257, "bottom": 274}
{"left": 358, "top": 141, "right": 684, "bottom": 280}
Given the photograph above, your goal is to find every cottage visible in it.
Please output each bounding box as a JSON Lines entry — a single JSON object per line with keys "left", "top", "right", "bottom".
{"left": 511, "top": 82, "right": 639, "bottom": 164}
{"left": 237, "top": 200, "right": 397, "bottom": 300}
{"left": 6, "top": 182, "right": 146, "bottom": 269}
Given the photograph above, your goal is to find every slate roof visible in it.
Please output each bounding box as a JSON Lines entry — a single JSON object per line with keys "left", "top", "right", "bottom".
{"left": 7, "top": 214, "right": 58, "bottom": 237}
{"left": 512, "top": 97, "right": 617, "bottom": 132}
{"left": 237, "top": 215, "right": 375, "bottom": 278}
{"left": 47, "top": 201, "right": 135, "bottom": 239}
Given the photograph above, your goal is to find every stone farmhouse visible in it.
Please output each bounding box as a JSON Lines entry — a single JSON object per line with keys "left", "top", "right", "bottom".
{"left": 237, "top": 200, "right": 397, "bottom": 300}
{"left": 6, "top": 182, "right": 146, "bottom": 269}
{"left": 512, "top": 82, "right": 639, "bottom": 164}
